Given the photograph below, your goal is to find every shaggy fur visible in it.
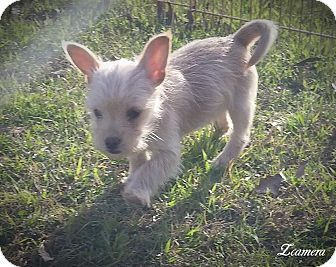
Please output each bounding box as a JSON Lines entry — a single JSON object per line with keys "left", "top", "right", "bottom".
{"left": 63, "top": 19, "right": 278, "bottom": 206}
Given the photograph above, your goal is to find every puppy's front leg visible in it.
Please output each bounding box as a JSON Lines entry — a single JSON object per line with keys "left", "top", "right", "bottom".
{"left": 122, "top": 149, "right": 181, "bottom": 206}
{"left": 128, "top": 152, "right": 149, "bottom": 175}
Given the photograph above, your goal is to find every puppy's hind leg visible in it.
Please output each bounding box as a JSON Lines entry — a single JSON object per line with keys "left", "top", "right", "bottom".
{"left": 212, "top": 105, "right": 254, "bottom": 169}
{"left": 212, "top": 81, "right": 257, "bottom": 169}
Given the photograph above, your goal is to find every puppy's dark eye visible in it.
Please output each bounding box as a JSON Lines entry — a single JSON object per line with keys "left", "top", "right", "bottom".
{"left": 126, "top": 108, "right": 141, "bottom": 120}
{"left": 93, "top": 109, "right": 102, "bottom": 119}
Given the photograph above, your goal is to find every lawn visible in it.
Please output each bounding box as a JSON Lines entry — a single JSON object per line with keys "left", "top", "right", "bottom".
{"left": 0, "top": 0, "right": 335, "bottom": 266}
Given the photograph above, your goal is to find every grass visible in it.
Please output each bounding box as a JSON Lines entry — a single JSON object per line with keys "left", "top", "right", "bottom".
{"left": 1, "top": 0, "right": 336, "bottom": 266}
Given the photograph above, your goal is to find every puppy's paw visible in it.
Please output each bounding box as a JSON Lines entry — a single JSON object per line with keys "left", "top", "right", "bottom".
{"left": 122, "top": 185, "right": 151, "bottom": 207}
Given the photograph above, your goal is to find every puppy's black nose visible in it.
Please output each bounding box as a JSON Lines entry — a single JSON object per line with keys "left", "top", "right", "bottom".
{"left": 105, "top": 137, "right": 121, "bottom": 153}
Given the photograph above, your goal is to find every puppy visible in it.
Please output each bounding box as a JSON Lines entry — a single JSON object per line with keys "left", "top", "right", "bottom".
{"left": 63, "top": 19, "right": 278, "bottom": 206}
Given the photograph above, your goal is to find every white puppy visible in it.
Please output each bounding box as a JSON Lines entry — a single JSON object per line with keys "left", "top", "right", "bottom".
{"left": 63, "top": 19, "right": 278, "bottom": 206}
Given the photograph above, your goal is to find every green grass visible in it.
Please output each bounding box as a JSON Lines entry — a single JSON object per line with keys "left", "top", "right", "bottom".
{"left": 1, "top": 0, "right": 335, "bottom": 266}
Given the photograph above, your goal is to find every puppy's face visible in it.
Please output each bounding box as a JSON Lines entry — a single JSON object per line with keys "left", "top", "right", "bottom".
{"left": 63, "top": 33, "right": 171, "bottom": 158}
{"left": 86, "top": 60, "right": 158, "bottom": 158}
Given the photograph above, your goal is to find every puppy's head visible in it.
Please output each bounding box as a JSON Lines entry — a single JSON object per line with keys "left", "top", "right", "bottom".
{"left": 62, "top": 32, "right": 171, "bottom": 158}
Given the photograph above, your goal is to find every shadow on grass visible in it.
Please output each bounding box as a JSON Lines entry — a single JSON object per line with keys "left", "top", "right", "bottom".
{"left": 26, "top": 171, "right": 220, "bottom": 266}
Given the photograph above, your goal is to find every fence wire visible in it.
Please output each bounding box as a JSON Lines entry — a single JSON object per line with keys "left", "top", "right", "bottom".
{"left": 156, "top": 0, "right": 336, "bottom": 54}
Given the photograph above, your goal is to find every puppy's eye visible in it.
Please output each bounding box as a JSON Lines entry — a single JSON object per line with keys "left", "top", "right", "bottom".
{"left": 93, "top": 109, "right": 102, "bottom": 119}
{"left": 126, "top": 108, "right": 141, "bottom": 120}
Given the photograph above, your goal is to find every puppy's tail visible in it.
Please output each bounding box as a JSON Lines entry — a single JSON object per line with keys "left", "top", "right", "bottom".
{"left": 233, "top": 19, "right": 278, "bottom": 67}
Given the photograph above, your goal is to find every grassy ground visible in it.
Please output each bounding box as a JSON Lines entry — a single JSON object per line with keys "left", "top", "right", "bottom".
{"left": 1, "top": 0, "right": 335, "bottom": 266}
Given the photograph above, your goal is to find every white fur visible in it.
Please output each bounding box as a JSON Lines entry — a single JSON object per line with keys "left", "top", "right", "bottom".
{"left": 63, "top": 20, "right": 278, "bottom": 206}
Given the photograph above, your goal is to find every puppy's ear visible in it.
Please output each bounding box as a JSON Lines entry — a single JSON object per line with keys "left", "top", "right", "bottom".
{"left": 138, "top": 31, "right": 172, "bottom": 86}
{"left": 62, "top": 41, "right": 101, "bottom": 78}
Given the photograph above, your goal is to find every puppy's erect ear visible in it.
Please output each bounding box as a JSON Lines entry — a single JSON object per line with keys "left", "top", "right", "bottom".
{"left": 62, "top": 41, "right": 100, "bottom": 78}
{"left": 138, "top": 31, "right": 172, "bottom": 86}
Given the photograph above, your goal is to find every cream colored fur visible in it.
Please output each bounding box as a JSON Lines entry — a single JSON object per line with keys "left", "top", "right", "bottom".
{"left": 63, "top": 19, "right": 278, "bottom": 206}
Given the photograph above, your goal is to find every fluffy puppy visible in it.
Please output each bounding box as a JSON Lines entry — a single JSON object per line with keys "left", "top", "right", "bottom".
{"left": 63, "top": 19, "right": 278, "bottom": 206}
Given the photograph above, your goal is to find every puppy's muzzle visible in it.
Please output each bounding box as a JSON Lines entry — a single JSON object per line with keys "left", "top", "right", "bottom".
{"left": 105, "top": 136, "right": 122, "bottom": 154}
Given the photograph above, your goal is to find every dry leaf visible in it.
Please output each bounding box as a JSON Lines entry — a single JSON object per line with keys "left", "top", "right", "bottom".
{"left": 38, "top": 243, "right": 54, "bottom": 262}
{"left": 256, "top": 172, "right": 286, "bottom": 197}
{"left": 295, "top": 161, "right": 308, "bottom": 178}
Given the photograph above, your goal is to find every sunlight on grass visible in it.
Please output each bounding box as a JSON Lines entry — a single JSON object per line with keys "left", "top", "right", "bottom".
{"left": 0, "top": 0, "right": 124, "bottom": 100}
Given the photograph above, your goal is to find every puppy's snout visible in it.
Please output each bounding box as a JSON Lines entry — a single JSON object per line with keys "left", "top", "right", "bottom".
{"left": 105, "top": 136, "right": 121, "bottom": 153}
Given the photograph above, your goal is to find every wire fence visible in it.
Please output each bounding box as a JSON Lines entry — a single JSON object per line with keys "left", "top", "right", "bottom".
{"left": 156, "top": 0, "right": 336, "bottom": 54}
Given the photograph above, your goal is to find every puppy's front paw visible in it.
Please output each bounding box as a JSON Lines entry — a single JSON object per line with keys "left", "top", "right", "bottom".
{"left": 122, "top": 185, "right": 151, "bottom": 207}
